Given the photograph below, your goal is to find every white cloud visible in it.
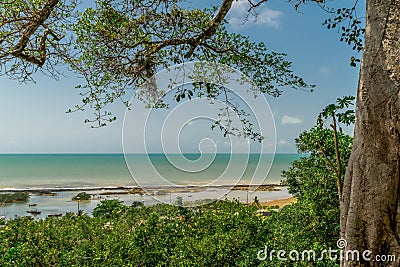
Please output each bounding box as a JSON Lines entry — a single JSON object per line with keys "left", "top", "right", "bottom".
{"left": 254, "top": 8, "right": 282, "bottom": 27}
{"left": 228, "top": 0, "right": 283, "bottom": 29}
{"left": 281, "top": 115, "right": 303, "bottom": 125}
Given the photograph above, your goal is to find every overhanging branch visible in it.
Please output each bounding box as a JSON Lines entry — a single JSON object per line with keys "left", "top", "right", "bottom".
{"left": 10, "top": 0, "right": 59, "bottom": 67}
{"left": 185, "top": 0, "right": 234, "bottom": 58}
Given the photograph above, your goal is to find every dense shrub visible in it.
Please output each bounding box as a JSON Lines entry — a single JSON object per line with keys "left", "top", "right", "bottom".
{"left": 92, "top": 199, "right": 127, "bottom": 218}
{"left": 0, "top": 200, "right": 269, "bottom": 266}
{"left": 72, "top": 192, "right": 91, "bottom": 201}
{"left": 0, "top": 192, "right": 29, "bottom": 203}
{"left": 259, "top": 97, "right": 354, "bottom": 266}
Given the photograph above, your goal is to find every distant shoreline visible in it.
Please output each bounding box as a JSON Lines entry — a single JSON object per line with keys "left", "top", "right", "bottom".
{"left": 0, "top": 184, "right": 285, "bottom": 193}
{"left": 0, "top": 184, "right": 291, "bottom": 220}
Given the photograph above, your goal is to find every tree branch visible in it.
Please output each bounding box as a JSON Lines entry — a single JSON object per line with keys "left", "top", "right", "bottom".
{"left": 184, "top": 0, "right": 234, "bottom": 58}
{"left": 331, "top": 113, "right": 343, "bottom": 200}
{"left": 10, "top": 0, "right": 59, "bottom": 67}
{"left": 316, "top": 140, "right": 339, "bottom": 178}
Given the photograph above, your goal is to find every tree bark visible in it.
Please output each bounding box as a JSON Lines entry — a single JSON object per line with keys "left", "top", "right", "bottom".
{"left": 341, "top": 0, "right": 400, "bottom": 266}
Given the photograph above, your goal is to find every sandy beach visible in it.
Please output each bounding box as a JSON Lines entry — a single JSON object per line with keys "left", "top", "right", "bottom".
{"left": 259, "top": 196, "right": 297, "bottom": 208}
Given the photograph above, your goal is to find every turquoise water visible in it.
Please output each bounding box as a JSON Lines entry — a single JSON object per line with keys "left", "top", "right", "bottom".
{"left": 0, "top": 154, "right": 301, "bottom": 189}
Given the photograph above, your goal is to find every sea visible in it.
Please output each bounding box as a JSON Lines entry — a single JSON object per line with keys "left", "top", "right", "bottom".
{"left": 0, "top": 154, "right": 302, "bottom": 219}
{"left": 0, "top": 154, "right": 301, "bottom": 190}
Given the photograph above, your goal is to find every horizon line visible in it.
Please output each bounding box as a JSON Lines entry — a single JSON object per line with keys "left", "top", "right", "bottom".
{"left": 0, "top": 152, "right": 303, "bottom": 155}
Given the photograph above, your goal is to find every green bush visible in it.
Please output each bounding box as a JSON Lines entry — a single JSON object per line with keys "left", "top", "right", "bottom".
{"left": 72, "top": 192, "right": 91, "bottom": 201}
{"left": 0, "top": 192, "right": 29, "bottom": 203}
{"left": 92, "top": 199, "right": 126, "bottom": 218}
{"left": 261, "top": 97, "right": 354, "bottom": 266}
{"left": 131, "top": 200, "right": 144, "bottom": 208}
{"left": 0, "top": 200, "right": 268, "bottom": 266}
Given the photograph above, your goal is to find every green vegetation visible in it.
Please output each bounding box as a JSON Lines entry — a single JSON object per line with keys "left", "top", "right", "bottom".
{"left": 175, "top": 196, "right": 184, "bottom": 207}
{"left": 72, "top": 192, "right": 91, "bottom": 201}
{"left": 0, "top": 192, "right": 29, "bottom": 204}
{"left": 130, "top": 201, "right": 145, "bottom": 208}
{"left": 264, "top": 97, "right": 354, "bottom": 266}
{"left": 0, "top": 200, "right": 268, "bottom": 266}
{"left": 92, "top": 199, "right": 126, "bottom": 219}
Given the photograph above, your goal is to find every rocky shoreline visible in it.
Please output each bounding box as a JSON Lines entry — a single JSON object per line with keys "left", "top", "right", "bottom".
{"left": 0, "top": 184, "right": 284, "bottom": 195}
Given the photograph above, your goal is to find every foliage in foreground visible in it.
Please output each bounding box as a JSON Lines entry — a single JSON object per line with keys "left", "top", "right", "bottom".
{"left": 262, "top": 97, "right": 354, "bottom": 266}
{"left": 0, "top": 200, "right": 270, "bottom": 266}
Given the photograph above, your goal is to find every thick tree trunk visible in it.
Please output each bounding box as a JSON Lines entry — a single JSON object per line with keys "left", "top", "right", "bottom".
{"left": 341, "top": 0, "right": 400, "bottom": 266}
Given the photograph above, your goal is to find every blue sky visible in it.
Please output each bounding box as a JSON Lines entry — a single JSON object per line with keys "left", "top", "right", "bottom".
{"left": 0, "top": 0, "right": 364, "bottom": 154}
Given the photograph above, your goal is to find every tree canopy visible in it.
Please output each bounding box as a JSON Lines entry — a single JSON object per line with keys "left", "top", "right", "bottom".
{"left": 0, "top": 0, "right": 322, "bottom": 127}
